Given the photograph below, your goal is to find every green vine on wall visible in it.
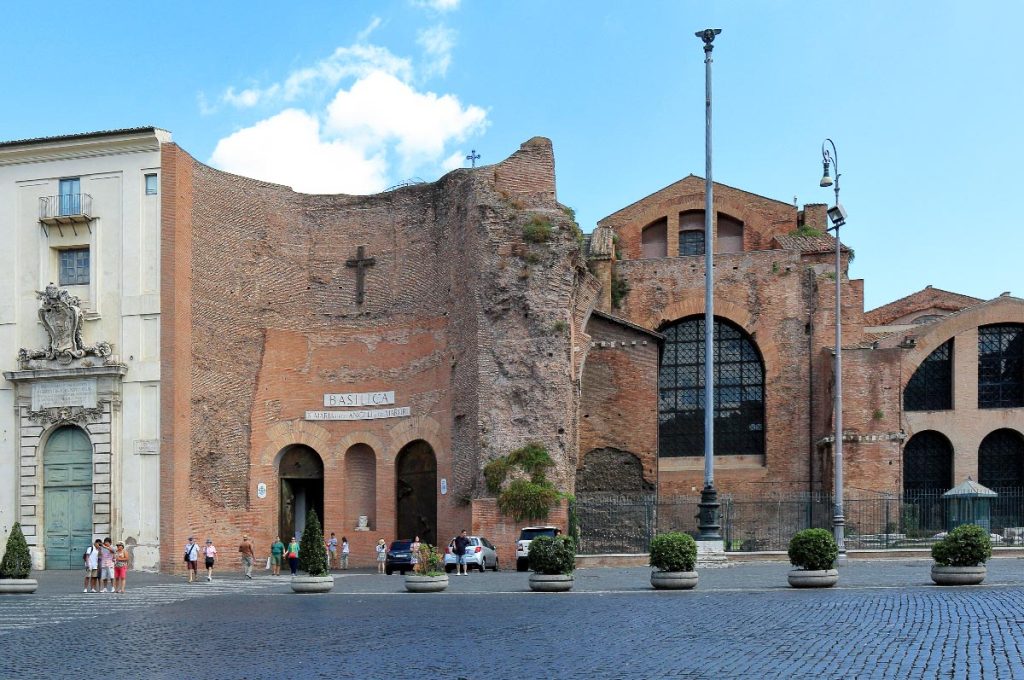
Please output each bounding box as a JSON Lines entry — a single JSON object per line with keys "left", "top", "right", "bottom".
{"left": 484, "top": 443, "right": 561, "bottom": 522}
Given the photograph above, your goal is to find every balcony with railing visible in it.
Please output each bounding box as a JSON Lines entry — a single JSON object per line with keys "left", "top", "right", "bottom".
{"left": 39, "top": 193, "right": 93, "bottom": 228}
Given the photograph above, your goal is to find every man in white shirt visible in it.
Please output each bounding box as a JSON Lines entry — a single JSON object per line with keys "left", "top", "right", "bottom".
{"left": 84, "top": 539, "right": 101, "bottom": 592}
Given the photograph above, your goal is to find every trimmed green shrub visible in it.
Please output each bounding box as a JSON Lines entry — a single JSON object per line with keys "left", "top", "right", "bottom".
{"left": 415, "top": 543, "right": 445, "bottom": 576}
{"left": 649, "top": 532, "right": 698, "bottom": 572}
{"left": 528, "top": 535, "right": 576, "bottom": 575}
{"left": 788, "top": 528, "right": 838, "bottom": 571}
{"left": 498, "top": 479, "right": 560, "bottom": 522}
{"left": 931, "top": 524, "right": 992, "bottom": 567}
{"left": 298, "top": 509, "right": 330, "bottom": 577}
{"left": 0, "top": 523, "right": 31, "bottom": 579}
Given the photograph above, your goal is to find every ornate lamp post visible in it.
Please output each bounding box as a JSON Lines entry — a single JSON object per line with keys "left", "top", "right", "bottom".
{"left": 819, "top": 138, "right": 848, "bottom": 560}
{"left": 695, "top": 27, "right": 722, "bottom": 542}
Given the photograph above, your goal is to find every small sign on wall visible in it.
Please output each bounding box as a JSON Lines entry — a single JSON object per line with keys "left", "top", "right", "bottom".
{"left": 134, "top": 439, "right": 159, "bottom": 455}
{"left": 440, "top": 478, "right": 448, "bottom": 495}
{"left": 257, "top": 483, "right": 267, "bottom": 499}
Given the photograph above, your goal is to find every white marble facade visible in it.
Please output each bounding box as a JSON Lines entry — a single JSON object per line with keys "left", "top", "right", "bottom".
{"left": 0, "top": 128, "right": 168, "bottom": 570}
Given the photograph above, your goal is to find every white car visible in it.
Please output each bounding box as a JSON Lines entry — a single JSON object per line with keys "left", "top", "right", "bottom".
{"left": 515, "top": 526, "right": 561, "bottom": 571}
{"left": 444, "top": 535, "right": 499, "bottom": 572}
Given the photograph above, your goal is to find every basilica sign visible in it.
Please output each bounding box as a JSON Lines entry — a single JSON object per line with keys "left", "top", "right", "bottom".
{"left": 305, "top": 407, "right": 411, "bottom": 421}
{"left": 323, "top": 391, "right": 395, "bottom": 407}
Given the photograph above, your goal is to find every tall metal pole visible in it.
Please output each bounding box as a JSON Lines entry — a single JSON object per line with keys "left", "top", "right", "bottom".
{"left": 696, "top": 28, "right": 722, "bottom": 541}
{"left": 821, "top": 138, "right": 846, "bottom": 560}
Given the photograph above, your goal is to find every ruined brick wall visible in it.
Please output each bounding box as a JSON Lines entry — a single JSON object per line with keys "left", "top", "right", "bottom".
{"left": 160, "top": 139, "right": 599, "bottom": 569}
{"left": 578, "top": 314, "right": 659, "bottom": 487}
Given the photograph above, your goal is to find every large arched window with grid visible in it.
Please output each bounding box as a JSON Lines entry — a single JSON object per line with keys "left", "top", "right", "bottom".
{"left": 902, "top": 430, "right": 954, "bottom": 492}
{"left": 978, "top": 323, "right": 1023, "bottom": 408}
{"left": 978, "top": 429, "right": 1024, "bottom": 491}
{"left": 904, "top": 339, "right": 953, "bottom": 411}
{"left": 658, "top": 316, "right": 765, "bottom": 457}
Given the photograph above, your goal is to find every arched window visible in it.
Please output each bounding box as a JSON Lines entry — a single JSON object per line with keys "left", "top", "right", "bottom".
{"left": 978, "top": 429, "right": 1024, "bottom": 490}
{"left": 902, "top": 431, "right": 953, "bottom": 492}
{"left": 716, "top": 213, "right": 744, "bottom": 253}
{"left": 978, "top": 323, "right": 1023, "bottom": 408}
{"left": 904, "top": 339, "right": 953, "bottom": 411}
{"left": 679, "top": 210, "right": 704, "bottom": 256}
{"left": 641, "top": 218, "right": 667, "bottom": 258}
{"left": 658, "top": 316, "right": 765, "bottom": 457}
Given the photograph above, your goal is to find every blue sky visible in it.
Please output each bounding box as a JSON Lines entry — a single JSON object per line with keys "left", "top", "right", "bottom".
{"left": 2, "top": 1, "right": 1020, "bottom": 309}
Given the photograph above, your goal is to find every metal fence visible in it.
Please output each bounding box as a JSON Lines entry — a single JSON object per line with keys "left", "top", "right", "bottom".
{"left": 573, "top": 489, "right": 1024, "bottom": 554}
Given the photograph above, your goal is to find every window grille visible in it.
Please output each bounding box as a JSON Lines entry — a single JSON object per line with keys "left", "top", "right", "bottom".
{"left": 978, "top": 324, "right": 1024, "bottom": 408}
{"left": 979, "top": 429, "right": 1024, "bottom": 490}
{"left": 904, "top": 339, "right": 953, "bottom": 411}
{"left": 58, "top": 248, "right": 89, "bottom": 286}
{"left": 679, "top": 230, "right": 705, "bottom": 256}
{"left": 902, "top": 431, "right": 953, "bottom": 492}
{"left": 658, "top": 317, "right": 765, "bottom": 457}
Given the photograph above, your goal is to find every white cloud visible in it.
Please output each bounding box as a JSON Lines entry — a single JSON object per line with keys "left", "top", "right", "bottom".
{"left": 209, "top": 109, "right": 388, "bottom": 194}
{"left": 412, "top": 0, "right": 461, "bottom": 11}
{"left": 357, "top": 17, "right": 383, "bottom": 43}
{"left": 325, "top": 71, "right": 487, "bottom": 174}
{"left": 442, "top": 150, "right": 466, "bottom": 171}
{"left": 417, "top": 24, "right": 456, "bottom": 77}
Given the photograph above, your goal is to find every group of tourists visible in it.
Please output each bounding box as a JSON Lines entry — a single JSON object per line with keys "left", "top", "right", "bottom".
{"left": 83, "top": 538, "right": 129, "bottom": 593}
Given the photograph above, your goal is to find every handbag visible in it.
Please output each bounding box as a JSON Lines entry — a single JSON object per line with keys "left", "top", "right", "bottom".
{"left": 265, "top": 556, "right": 272, "bottom": 570}
{"left": 287, "top": 551, "right": 297, "bottom": 559}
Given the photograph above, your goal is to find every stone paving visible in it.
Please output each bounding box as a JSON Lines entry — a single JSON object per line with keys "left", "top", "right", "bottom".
{"left": 1, "top": 559, "right": 1022, "bottom": 679}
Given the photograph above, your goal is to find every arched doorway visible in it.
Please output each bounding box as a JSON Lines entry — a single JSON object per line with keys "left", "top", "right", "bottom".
{"left": 978, "top": 429, "right": 1024, "bottom": 490}
{"left": 278, "top": 445, "right": 324, "bottom": 542}
{"left": 902, "top": 430, "right": 954, "bottom": 535}
{"left": 43, "top": 426, "right": 93, "bottom": 569}
{"left": 395, "top": 440, "right": 437, "bottom": 545}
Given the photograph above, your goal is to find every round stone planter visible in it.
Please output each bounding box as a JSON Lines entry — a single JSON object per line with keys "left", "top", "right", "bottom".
{"left": 931, "top": 564, "right": 986, "bottom": 586}
{"left": 404, "top": 574, "right": 449, "bottom": 593}
{"left": 290, "top": 575, "right": 335, "bottom": 593}
{"left": 529, "top": 573, "right": 574, "bottom": 592}
{"left": 0, "top": 578, "right": 37, "bottom": 594}
{"left": 787, "top": 569, "right": 839, "bottom": 588}
{"left": 650, "top": 570, "right": 699, "bottom": 590}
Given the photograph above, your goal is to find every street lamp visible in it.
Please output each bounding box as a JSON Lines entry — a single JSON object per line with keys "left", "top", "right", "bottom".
{"left": 820, "top": 138, "right": 846, "bottom": 560}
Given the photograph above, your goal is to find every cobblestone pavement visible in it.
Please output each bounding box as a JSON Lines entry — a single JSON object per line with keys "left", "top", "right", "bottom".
{"left": 1, "top": 559, "right": 1022, "bottom": 679}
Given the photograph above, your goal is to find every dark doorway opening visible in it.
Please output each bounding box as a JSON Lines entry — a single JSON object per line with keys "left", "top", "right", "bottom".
{"left": 278, "top": 445, "right": 324, "bottom": 541}
{"left": 395, "top": 440, "right": 437, "bottom": 545}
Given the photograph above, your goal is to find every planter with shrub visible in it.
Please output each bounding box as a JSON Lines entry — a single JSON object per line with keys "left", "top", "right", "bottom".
{"left": 649, "top": 532, "right": 698, "bottom": 590}
{"left": 527, "top": 535, "right": 575, "bottom": 592}
{"left": 0, "top": 523, "right": 37, "bottom": 594}
{"left": 787, "top": 528, "right": 839, "bottom": 588}
{"left": 930, "top": 524, "right": 991, "bottom": 586}
{"left": 405, "top": 543, "right": 448, "bottom": 593}
{"left": 290, "top": 509, "right": 334, "bottom": 593}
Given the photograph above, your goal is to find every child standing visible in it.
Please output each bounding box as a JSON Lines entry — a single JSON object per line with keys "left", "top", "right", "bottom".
{"left": 376, "top": 538, "right": 387, "bottom": 574}
{"left": 204, "top": 539, "right": 217, "bottom": 581}
{"left": 340, "top": 536, "right": 350, "bottom": 570}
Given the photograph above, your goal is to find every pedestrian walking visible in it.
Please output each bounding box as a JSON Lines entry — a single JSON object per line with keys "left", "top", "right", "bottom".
{"left": 184, "top": 536, "right": 200, "bottom": 583}
{"left": 453, "top": 530, "right": 471, "bottom": 576}
{"left": 204, "top": 539, "right": 217, "bottom": 581}
{"left": 100, "top": 538, "right": 116, "bottom": 592}
{"left": 113, "top": 541, "right": 129, "bottom": 593}
{"left": 410, "top": 535, "right": 421, "bottom": 573}
{"left": 340, "top": 536, "right": 350, "bottom": 570}
{"left": 376, "top": 538, "right": 387, "bottom": 574}
{"left": 84, "top": 539, "right": 101, "bottom": 592}
{"left": 328, "top": 532, "right": 338, "bottom": 569}
{"left": 270, "top": 536, "right": 285, "bottom": 576}
{"left": 287, "top": 536, "right": 300, "bottom": 576}
{"left": 238, "top": 535, "right": 255, "bottom": 579}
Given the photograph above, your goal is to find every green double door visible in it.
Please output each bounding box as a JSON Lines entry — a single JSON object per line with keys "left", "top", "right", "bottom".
{"left": 43, "top": 426, "right": 93, "bottom": 570}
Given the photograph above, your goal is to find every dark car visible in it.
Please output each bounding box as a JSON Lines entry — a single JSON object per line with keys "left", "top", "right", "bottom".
{"left": 385, "top": 539, "right": 414, "bottom": 575}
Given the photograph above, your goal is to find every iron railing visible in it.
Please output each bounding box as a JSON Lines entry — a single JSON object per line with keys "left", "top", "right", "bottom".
{"left": 574, "top": 489, "right": 1024, "bottom": 554}
{"left": 39, "top": 193, "right": 92, "bottom": 220}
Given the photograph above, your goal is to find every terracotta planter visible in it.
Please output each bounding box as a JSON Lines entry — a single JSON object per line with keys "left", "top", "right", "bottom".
{"left": 650, "top": 570, "right": 699, "bottom": 590}
{"left": 0, "top": 578, "right": 37, "bottom": 594}
{"left": 787, "top": 568, "right": 839, "bottom": 588}
{"left": 290, "top": 575, "right": 334, "bottom": 593}
{"left": 529, "top": 573, "right": 574, "bottom": 592}
{"left": 404, "top": 574, "right": 449, "bottom": 593}
{"left": 931, "top": 564, "right": 986, "bottom": 586}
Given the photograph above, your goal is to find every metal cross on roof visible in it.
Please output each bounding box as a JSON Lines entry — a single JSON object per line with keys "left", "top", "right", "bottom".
{"left": 466, "top": 149, "right": 480, "bottom": 168}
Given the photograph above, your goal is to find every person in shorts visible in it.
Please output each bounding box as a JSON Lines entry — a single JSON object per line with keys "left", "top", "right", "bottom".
{"left": 203, "top": 539, "right": 217, "bottom": 581}
{"left": 453, "top": 530, "right": 470, "bottom": 576}
{"left": 270, "top": 536, "right": 284, "bottom": 576}
{"left": 100, "top": 538, "right": 116, "bottom": 592}
{"left": 328, "top": 532, "right": 338, "bottom": 570}
{"left": 184, "top": 536, "right": 200, "bottom": 582}
{"left": 113, "top": 541, "right": 129, "bottom": 593}
{"left": 376, "top": 538, "right": 387, "bottom": 574}
{"left": 84, "top": 539, "right": 101, "bottom": 592}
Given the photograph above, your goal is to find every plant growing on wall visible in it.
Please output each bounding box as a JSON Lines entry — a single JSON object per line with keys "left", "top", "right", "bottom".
{"left": 610, "top": 272, "right": 630, "bottom": 309}
{"left": 485, "top": 443, "right": 562, "bottom": 522}
{"left": 523, "top": 215, "right": 553, "bottom": 243}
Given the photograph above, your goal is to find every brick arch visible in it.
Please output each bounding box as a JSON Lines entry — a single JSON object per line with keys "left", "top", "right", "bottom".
{"left": 258, "top": 419, "right": 331, "bottom": 467}
{"left": 386, "top": 416, "right": 443, "bottom": 463}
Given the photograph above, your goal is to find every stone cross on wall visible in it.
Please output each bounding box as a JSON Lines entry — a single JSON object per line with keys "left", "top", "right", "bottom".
{"left": 345, "top": 245, "right": 376, "bottom": 305}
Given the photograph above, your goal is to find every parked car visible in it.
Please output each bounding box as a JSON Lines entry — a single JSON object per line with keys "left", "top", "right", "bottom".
{"left": 515, "top": 526, "right": 561, "bottom": 571}
{"left": 385, "top": 539, "right": 414, "bottom": 575}
{"left": 444, "top": 535, "right": 499, "bottom": 572}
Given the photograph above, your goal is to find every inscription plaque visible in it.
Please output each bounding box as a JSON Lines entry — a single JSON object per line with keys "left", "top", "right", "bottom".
{"left": 305, "top": 407, "right": 411, "bottom": 421}
{"left": 32, "top": 380, "right": 97, "bottom": 411}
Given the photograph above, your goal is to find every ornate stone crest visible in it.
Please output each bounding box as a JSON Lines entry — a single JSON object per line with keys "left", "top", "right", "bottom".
{"left": 27, "top": 404, "right": 106, "bottom": 426}
{"left": 18, "top": 283, "right": 111, "bottom": 366}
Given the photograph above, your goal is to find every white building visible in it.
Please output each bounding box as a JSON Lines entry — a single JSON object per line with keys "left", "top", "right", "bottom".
{"left": 0, "top": 128, "right": 167, "bottom": 570}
